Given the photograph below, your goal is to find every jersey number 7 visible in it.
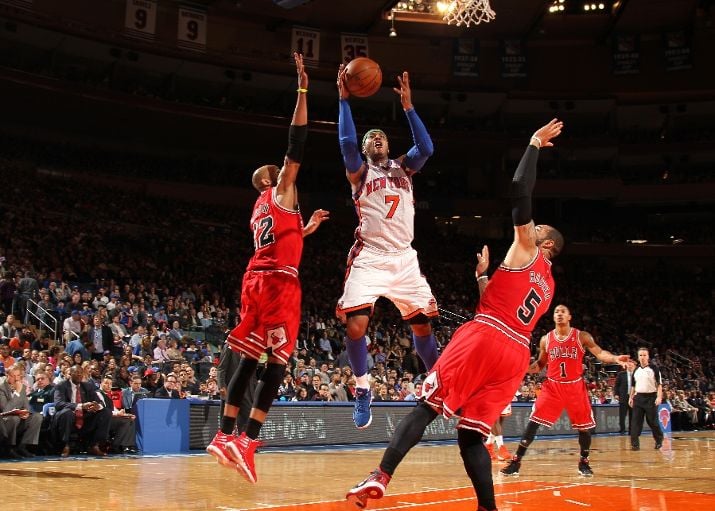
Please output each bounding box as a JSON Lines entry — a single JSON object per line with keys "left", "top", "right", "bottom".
{"left": 385, "top": 195, "right": 400, "bottom": 219}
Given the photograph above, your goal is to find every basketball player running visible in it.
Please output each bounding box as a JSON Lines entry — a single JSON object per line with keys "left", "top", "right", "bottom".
{"left": 336, "top": 64, "right": 438, "bottom": 429}
{"left": 500, "top": 304, "right": 629, "bottom": 477}
{"left": 347, "top": 119, "right": 564, "bottom": 511}
{"left": 206, "top": 53, "right": 329, "bottom": 483}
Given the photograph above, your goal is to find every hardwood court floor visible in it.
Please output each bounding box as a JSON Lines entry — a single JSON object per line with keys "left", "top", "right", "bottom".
{"left": 1, "top": 432, "right": 713, "bottom": 510}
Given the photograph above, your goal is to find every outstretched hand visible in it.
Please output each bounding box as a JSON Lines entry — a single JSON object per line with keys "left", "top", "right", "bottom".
{"left": 309, "top": 209, "right": 330, "bottom": 226}
{"left": 393, "top": 71, "right": 413, "bottom": 110}
{"left": 532, "top": 118, "right": 563, "bottom": 148}
{"left": 614, "top": 354, "right": 630, "bottom": 368}
{"left": 337, "top": 64, "right": 349, "bottom": 100}
{"left": 303, "top": 209, "right": 330, "bottom": 238}
{"left": 294, "top": 52, "right": 308, "bottom": 90}
{"left": 475, "top": 245, "right": 490, "bottom": 278}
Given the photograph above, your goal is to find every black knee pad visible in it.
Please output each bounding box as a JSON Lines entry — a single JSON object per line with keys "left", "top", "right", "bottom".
{"left": 457, "top": 428, "right": 486, "bottom": 451}
{"left": 253, "top": 363, "right": 284, "bottom": 412}
{"left": 226, "top": 356, "right": 258, "bottom": 407}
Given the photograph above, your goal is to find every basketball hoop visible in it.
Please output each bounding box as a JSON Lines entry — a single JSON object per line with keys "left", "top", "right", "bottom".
{"left": 442, "top": 0, "right": 496, "bottom": 27}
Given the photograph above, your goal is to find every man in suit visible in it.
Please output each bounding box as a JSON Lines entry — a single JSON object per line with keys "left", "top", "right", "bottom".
{"left": 122, "top": 375, "right": 149, "bottom": 411}
{"left": 96, "top": 375, "right": 138, "bottom": 454}
{"left": 154, "top": 373, "right": 181, "bottom": 399}
{"left": 615, "top": 359, "right": 636, "bottom": 434}
{"left": 0, "top": 364, "right": 42, "bottom": 457}
{"left": 53, "top": 364, "right": 110, "bottom": 457}
{"left": 87, "top": 315, "right": 114, "bottom": 361}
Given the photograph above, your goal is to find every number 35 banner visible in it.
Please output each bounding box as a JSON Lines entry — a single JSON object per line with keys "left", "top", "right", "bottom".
{"left": 124, "top": 0, "right": 157, "bottom": 41}
{"left": 341, "top": 33, "right": 369, "bottom": 64}
{"left": 178, "top": 6, "right": 207, "bottom": 52}
{"left": 292, "top": 26, "right": 320, "bottom": 67}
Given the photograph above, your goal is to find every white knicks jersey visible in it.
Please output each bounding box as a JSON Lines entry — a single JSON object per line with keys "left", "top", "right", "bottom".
{"left": 352, "top": 159, "right": 414, "bottom": 253}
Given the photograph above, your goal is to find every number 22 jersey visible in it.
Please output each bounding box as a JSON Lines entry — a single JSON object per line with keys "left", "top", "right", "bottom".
{"left": 247, "top": 188, "right": 304, "bottom": 274}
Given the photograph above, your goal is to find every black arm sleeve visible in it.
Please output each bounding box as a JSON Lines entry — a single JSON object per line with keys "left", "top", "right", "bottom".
{"left": 510, "top": 145, "right": 539, "bottom": 226}
{"left": 286, "top": 124, "right": 308, "bottom": 163}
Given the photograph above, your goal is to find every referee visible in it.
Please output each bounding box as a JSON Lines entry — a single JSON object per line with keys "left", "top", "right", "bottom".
{"left": 629, "top": 347, "right": 664, "bottom": 450}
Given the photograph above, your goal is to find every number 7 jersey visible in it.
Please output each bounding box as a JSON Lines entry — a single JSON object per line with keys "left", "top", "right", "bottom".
{"left": 352, "top": 159, "right": 414, "bottom": 253}
{"left": 476, "top": 250, "right": 554, "bottom": 344}
{"left": 247, "top": 188, "right": 304, "bottom": 274}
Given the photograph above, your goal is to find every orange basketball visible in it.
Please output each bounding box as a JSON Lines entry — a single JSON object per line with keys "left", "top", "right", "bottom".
{"left": 345, "top": 57, "right": 382, "bottom": 98}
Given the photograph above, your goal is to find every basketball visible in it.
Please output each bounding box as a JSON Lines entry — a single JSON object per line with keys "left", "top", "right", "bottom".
{"left": 344, "top": 57, "right": 382, "bottom": 98}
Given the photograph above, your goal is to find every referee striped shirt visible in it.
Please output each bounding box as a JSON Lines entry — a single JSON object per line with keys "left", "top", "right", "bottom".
{"left": 632, "top": 362, "right": 661, "bottom": 394}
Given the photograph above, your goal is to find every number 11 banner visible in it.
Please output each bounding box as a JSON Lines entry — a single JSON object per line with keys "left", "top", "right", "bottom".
{"left": 292, "top": 26, "right": 320, "bottom": 67}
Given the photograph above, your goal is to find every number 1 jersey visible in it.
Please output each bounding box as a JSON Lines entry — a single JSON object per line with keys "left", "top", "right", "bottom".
{"left": 247, "top": 188, "right": 304, "bottom": 274}
{"left": 477, "top": 250, "right": 554, "bottom": 340}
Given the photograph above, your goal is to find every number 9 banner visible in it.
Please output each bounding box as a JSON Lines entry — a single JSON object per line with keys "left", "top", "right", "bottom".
{"left": 178, "top": 6, "right": 207, "bottom": 52}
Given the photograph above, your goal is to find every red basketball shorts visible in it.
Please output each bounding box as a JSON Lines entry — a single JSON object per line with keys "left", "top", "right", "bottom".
{"left": 529, "top": 378, "right": 595, "bottom": 430}
{"left": 422, "top": 320, "right": 530, "bottom": 436}
{"left": 227, "top": 270, "right": 300, "bottom": 365}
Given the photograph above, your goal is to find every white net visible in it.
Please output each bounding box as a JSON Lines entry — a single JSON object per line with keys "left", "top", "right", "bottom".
{"left": 442, "top": 0, "right": 496, "bottom": 27}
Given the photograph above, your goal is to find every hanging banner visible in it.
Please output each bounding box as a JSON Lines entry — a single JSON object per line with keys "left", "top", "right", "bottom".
{"left": 613, "top": 34, "right": 640, "bottom": 75}
{"left": 177, "top": 6, "right": 207, "bottom": 52}
{"left": 453, "top": 38, "right": 479, "bottom": 78}
{"left": 663, "top": 30, "right": 692, "bottom": 71}
{"left": 340, "top": 33, "right": 369, "bottom": 64}
{"left": 292, "top": 26, "right": 320, "bottom": 67}
{"left": 501, "top": 39, "right": 527, "bottom": 78}
{"left": 124, "top": 0, "right": 157, "bottom": 41}
{"left": 0, "top": 0, "right": 32, "bottom": 10}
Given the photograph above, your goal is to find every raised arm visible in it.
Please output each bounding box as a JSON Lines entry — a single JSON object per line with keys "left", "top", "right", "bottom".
{"left": 275, "top": 52, "right": 308, "bottom": 206}
{"left": 580, "top": 331, "right": 629, "bottom": 367}
{"left": 392, "top": 72, "right": 433, "bottom": 174}
{"left": 502, "top": 119, "right": 563, "bottom": 268}
{"left": 475, "top": 245, "right": 490, "bottom": 296}
{"left": 527, "top": 335, "right": 549, "bottom": 374}
{"left": 337, "top": 65, "right": 366, "bottom": 185}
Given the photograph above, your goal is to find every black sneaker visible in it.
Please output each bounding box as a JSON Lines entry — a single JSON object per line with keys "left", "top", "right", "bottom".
{"left": 500, "top": 458, "right": 521, "bottom": 476}
{"left": 578, "top": 457, "right": 593, "bottom": 477}
{"left": 631, "top": 444, "right": 640, "bottom": 451}
{"left": 654, "top": 442, "right": 662, "bottom": 449}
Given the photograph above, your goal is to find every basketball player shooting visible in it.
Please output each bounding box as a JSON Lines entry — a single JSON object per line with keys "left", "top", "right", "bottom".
{"left": 336, "top": 64, "right": 438, "bottom": 430}
{"left": 347, "top": 119, "right": 565, "bottom": 511}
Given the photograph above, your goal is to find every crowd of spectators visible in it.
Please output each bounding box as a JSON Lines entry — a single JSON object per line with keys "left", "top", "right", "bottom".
{"left": 0, "top": 143, "right": 713, "bottom": 458}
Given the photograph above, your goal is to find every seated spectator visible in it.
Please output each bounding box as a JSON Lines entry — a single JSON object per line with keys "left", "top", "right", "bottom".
{"left": 0, "top": 314, "right": 19, "bottom": 342}
{"left": 313, "top": 383, "right": 333, "bottom": 402}
{"left": 122, "top": 375, "right": 149, "bottom": 411}
{"left": 28, "top": 372, "right": 55, "bottom": 413}
{"left": 52, "top": 365, "right": 109, "bottom": 457}
{"left": 153, "top": 336, "right": 171, "bottom": 364}
{"left": 0, "top": 364, "right": 43, "bottom": 458}
{"left": 96, "top": 375, "right": 138, "bottom": 454}
{"left": 63, "top": 310, "right": 83, "bottom": 343}
{"left": 154, "top": 373, "right": 180, "bottom": 399}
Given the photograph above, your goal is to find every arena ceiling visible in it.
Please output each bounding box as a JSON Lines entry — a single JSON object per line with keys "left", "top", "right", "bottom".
{"left": 195, "top": 0, "right": 701, "bottom": 41}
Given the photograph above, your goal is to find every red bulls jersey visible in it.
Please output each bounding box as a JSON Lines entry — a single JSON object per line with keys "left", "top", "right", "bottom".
{"left": 545, "top": 327, "right": 585, "bottom": 382}
{"left": 247, "top": 188, "right": 303, "bottom": 274}
{"left": 475, "top": 250, "right": 554, "bottom": 347}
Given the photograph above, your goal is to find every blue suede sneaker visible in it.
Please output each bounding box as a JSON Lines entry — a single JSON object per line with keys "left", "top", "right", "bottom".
{"left": 353, "top": 387, "right": 372, "bottom": 429}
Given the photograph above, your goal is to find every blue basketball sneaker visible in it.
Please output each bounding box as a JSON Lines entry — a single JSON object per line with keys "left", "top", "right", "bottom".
{"left": 353, "top": 387, "right": 372, "bottom": 429}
